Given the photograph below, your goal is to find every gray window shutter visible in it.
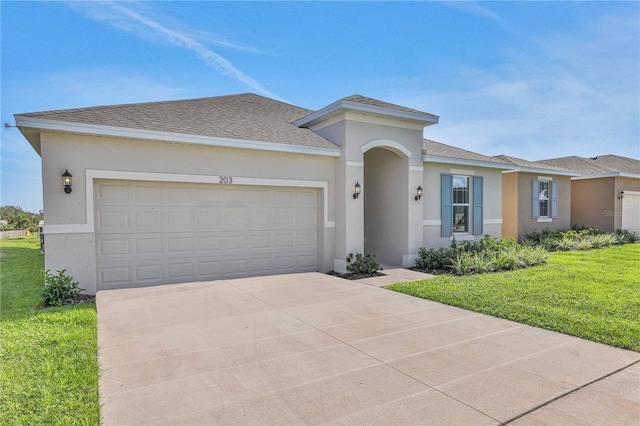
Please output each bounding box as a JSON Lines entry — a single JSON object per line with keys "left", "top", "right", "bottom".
{"left": 441, "top": 174, "right": 453, "bottom": 237}
{"left": 532, "top": 179, "right": 540, "bottom": 219}
{"left": 551, "top": 180, "right": 558, "bottom": 218}
{"left": 473, "top": 176, "right": 483, "bottom": 235}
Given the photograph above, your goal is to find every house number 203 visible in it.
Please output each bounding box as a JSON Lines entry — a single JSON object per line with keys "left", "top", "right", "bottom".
{"left": 219, "top": 176, "right": 233, "bottom": 184}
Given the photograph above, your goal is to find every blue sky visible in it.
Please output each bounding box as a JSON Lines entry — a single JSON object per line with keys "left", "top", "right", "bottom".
{"left": 1, "top": 1, "right": 639, "bottom": 213}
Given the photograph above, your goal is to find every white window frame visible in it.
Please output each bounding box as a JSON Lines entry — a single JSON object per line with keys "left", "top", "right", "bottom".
{"left": 452, "top": 175, "right": 471, "bottom": 234}
{"left": 538, "top": 180, "right": 550, "bottom": 218}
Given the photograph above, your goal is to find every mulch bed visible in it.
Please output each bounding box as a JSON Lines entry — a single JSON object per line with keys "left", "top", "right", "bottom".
{"left": 43, "top": 294, "right": 96, "bottom": 309}
{"left": 327, "top": 270, "right": 386, "bottom": 280}
{"left": 64, "top": 294, "right": 96, "bottom": 305}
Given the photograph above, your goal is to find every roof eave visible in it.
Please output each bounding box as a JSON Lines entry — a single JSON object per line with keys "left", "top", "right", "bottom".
{"left": 14, "top": 116, "right": 341, "bottom": 158}
{"left": 423, "top": 155, "right": 515, "bottom": 170}
{"left": 502, "top": 167, "right": 580, "bottom": 177}
{"left": 572, "top": 172, "right": 640, "bottom": 180}
{"left": 294, "top": 100, "right": 439, "bottom": 128}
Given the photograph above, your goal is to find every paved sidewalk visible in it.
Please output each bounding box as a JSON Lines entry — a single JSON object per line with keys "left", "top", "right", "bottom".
{"left": 97, "top": 272, "right": 639, "bottom": 425}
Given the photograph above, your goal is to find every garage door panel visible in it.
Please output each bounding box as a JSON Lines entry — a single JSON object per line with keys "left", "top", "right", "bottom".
{"left": 96, "top": 180, "right": 320, "bottom": 289}
{"left": 622, "top": 193, "right": 640, "bottom": 234}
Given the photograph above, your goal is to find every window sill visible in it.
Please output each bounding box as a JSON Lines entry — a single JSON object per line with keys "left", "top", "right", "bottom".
{"left": 451, "top": 234, "right": 475, "bottom": 241}
{"left": 537, "top": 218, "right": 553, "bottom": 223}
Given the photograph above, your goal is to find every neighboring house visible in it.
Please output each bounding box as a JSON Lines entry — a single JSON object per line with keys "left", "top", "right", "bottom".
{"left": 492, "top": 155, "right": 578, "bottom": 242}
{"left": 536, "top": 155, "right": 640, "bottom": 234}
{"left": 16, "top": 93, "right": 511, "bottom": 294}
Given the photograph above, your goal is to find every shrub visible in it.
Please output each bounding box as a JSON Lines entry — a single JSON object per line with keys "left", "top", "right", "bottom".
{"left": 415, "top": 246, "right": 454, "bottom": 271}
{"left": 450, "top": 254, "right": 473, "bottom": 276}
{"left": 523, "top": 227, "right": 635, "bottom": 252}
{"left": 346, "top": 253, "right": 381, "bottom": 276}
{"left": 615, "top": 229, "right": 639, "bottom": 244}
{"left": 43, "top": 269, "right": 84, "bottom": 307}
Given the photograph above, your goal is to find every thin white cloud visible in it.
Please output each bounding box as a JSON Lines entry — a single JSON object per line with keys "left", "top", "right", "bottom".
{"left": 442, "top": 1, "right": 508, "bottom": 28}
{"left": 72, "top": 1, "right": 282, "bottom": 101}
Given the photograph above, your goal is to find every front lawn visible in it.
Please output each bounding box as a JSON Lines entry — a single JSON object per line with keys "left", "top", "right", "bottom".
{"left": 387, "top": 244, "right": 640, "bottom": 352}
{"left": 0, "top": 236, "right": 100, "bottom": 425}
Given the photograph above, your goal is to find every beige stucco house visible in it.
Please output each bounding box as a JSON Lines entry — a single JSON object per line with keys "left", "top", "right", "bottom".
{"left": 493, "top": 155, "right": 578, "bottom": 242}
{"left": 16, "top": 93, "right": 509, "bottom": 294}
{"left": 537, "top": 155, "right": 640, "bottom": 234}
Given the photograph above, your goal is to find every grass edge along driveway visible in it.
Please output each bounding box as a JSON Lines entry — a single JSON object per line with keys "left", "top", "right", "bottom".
{"left": 387, "top": 244, "right": 640, "bottom": 352}
{"left": 0, "top": 236, "right": 100, "bottom": 425}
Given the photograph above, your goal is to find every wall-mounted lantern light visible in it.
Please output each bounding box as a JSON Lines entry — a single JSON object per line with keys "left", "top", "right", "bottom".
{"left": 619, "top": 190, "right": 625, "bottom": 200}
{"left": 415, "top": 185, "right": 423, "bottom": 201}
{"left": 62, "top": 170, "right": 72, "bottom": 194}
{"left": 353, "top": 182, "right": 361, "bottom": 199}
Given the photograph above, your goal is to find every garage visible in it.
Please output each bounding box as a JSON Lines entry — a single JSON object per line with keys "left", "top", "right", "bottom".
{"left": 621, "top": 190, "right": 640, "bottom": 235}
{"left": 95, "top": 180, "right": 319, "bottom": 290}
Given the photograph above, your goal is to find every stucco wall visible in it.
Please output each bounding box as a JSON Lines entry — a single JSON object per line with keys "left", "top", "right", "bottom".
{"left": 364, "top": 147, "right": 408, "bottom": 265}
{"left": 40, "top": 132, "right": 338, "bottom": 293}
{"left": 501, "top": 172, "right": 519, "bottom": 240}
{"left": 515, "top": 172, "right": 572, "bottom": 240}
{"left": 422, "top": 162, "right": 503, "bottom": 248}
{"left": 571, "top": 177, "right": 615, "bottom": 232}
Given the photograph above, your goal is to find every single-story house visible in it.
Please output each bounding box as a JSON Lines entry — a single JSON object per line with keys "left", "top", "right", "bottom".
{"left": 16, "top": 93, "right": 515, "bottom": 294}
{"left": 536, "top": 155, "right": 640, "bottom": 234}
{"left": 492, "top": 155, "right": 579, "bottom": 242}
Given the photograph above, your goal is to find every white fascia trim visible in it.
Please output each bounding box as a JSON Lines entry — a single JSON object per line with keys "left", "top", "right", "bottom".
{"left": 45, "top": 170, "right": 335, "bottom": 234}
{"left": 423, "top": 220, "right": 441, "bottom": 226}
{"left": 623, "top": 190, "right": 640, "bottom": 196}
{"left": 15, "top": 116, "right": 340, "bottom": 158}
{"left": 502, "top": 168, "right": 579, "bottom": 177}
{"left": 572, "top": 172, "right": 640, "bottom": 180}
{"left": 293, "top": 100, "right": 439, "bottom": 127}
{"left": 423, "top": 155, "right": 515, "bottom": 170}
{"left": 361, "top": 139, "right": 412, "bottom": 158}
{"left": 346, "top": 161, "right": 364, "bottom": 167}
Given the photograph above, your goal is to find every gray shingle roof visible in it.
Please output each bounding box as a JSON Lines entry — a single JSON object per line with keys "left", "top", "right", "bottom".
{"left": 493, "top": 154, "right": 571, "bottom": 172}
{"left": 536, "top": 155, "right": 640, "bottom": 175}
{"left": 589, "top": 155, "right": 640, "bottom": 175}
{"left": 16, "top": 93, "right": 339, "bottom": 150}
{"left": 341, "top": 95, "right": 438, "bottom": 118}
{"left": 424, "top": 139, "right": 509, "bottom": 164}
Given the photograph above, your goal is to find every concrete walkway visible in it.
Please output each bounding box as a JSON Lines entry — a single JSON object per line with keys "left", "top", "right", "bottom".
{"left": 97, "top": 272, "right": 639, "bottom": 425}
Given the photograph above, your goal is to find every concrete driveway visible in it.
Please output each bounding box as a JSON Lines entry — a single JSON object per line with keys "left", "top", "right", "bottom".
{"left": 97, "top": 272, "right": 640, "bottom": 425}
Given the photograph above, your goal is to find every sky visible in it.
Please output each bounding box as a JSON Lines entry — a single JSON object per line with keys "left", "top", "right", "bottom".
{"left": 1, "top": 1, "right": 639, "bottom": 213}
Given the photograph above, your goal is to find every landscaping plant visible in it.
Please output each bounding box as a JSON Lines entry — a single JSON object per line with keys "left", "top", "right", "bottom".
{"left": 43, "top": 269, "right": 84, "bottom": 307}
{"left": 415, "top": 236, "right": 547, "bottom": 276}
{"left": 346, "top": 252, "right": 381, "bottom": 276}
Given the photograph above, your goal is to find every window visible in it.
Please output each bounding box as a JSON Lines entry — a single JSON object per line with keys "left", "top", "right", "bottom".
{"left": 441, "top": 174, "right": 483, "bottom": 237}
{"left": 453, "top": 176, "right": 470, "bottom": 232}
{"left": 538, "top": 181, "right": 549, "bottom": 217}
{"left": 532, "top": 179, "right": 558, "bottom": 219}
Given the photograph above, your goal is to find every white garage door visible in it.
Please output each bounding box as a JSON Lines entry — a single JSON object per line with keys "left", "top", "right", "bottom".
{"left": 621, "top": 191, "right": 640, "bottom": 235}
{"left": 95, "top": 180, "right": 319, "bottom": 290}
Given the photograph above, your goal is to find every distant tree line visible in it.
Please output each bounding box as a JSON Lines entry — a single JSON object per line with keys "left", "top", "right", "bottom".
{"left": 0, "top": 206, "right": 43, "bottom": 232}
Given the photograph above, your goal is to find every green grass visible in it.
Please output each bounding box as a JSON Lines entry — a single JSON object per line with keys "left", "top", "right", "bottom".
{"left": 387, "top": 244, "right": 640, "bottom": 352}
{"left": 0, "top": 236, "right": 100, "bottom": 425}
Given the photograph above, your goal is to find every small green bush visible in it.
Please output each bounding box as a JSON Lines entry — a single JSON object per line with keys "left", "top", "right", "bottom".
{"left": 346, "top": 253, "right": 381, "bottom": 276}
{"left": 43, "top": 269, "right": 84, "bottom": 307}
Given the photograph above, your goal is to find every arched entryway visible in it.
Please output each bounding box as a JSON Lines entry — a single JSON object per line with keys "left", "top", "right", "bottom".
{"left": 363, "top": 145, "right": 409, "bottom": 266}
